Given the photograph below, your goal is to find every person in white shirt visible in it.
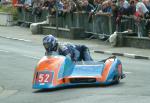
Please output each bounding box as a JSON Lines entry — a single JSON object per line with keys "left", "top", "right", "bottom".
{"left": 134, "top": 0, "right": 150, "bottom": 37}
{"left": 135, "top": 0, "right": 149, "bottom": 18}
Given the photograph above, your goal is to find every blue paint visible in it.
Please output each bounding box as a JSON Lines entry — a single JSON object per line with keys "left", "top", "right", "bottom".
{"left": 33, "top": 56, "right": 124, "bottom": 89}
{"left": 70, "top": 64, "right": 104, "bottom": 77}
{"left": 106, "top": 58, "right": 122, "bottom": 82}
{"left": 58, "top": 57, "right": 75, "bottom": 79}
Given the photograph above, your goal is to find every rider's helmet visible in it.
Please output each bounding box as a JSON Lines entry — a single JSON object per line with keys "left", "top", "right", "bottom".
{"left": 43, "top": 35, "right": 58, "bottom": 53}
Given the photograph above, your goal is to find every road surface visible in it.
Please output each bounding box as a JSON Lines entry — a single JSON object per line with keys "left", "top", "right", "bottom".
{"left": 0, "top": 35, "right": 150, "bottom": 103}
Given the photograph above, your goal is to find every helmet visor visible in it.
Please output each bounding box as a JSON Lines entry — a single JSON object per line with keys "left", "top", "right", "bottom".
{"left": 43, "top": 43, "right": 53, "bottom": 49}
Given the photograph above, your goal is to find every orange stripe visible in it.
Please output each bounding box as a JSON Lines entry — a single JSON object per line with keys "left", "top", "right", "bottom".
{"left": 64, "top": 78, "right": 70, "bottom": 84}
{"left": 35, "top": 56, "right": 65, "bottom": 86}
{"left": 99, "top": 59, "right": 113, "bottom": 82}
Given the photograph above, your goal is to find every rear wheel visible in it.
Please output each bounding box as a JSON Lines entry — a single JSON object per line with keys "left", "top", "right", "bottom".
{"left": 113, "top": 76, "right": 120, "bottom": 84}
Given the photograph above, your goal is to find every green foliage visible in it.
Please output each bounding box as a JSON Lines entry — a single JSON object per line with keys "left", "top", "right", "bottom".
{"left": 0, "top": 5, "right": 18, "bottom": 20}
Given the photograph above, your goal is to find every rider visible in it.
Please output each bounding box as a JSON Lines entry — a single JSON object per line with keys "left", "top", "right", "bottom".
{"left": 43, "top": 34, "right": 93, "bottom": 61}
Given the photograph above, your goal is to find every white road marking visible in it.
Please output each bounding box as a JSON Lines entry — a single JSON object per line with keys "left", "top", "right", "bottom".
{"left": 105, "top": 51, "right": 113, "bottom": 55}
{"left": 23, "top": 55, "right": 40, "bottom": 60}
{"left": 0, "top": 90, "right": 18, "bottom": 99}
{"left": 90, "top": 50, "right": 95, "bottom": 53}
{"left": 0, "top": 86, "right": 3, "bottom": 93}
{"left": 0, "top": 36, "right": 31, "bottom": 42}
{"left": 124, "top": 71, "right": 132, "bottom": 74}
{"left": 0, "top": 49, "right": 9, "bottom": 53}
{"left": 0, "top": 49, "right": 40, "bottom": 60}
{"left": 124, "top": 53, "right": 136, "bottom": 58}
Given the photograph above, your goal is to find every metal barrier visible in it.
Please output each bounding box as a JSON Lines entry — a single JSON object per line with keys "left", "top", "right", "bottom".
{"left": 93, "top": 14, "right": 115, "bottom": 38}
{"left": 17, "top": 7, "right": 25, "bottom": 23}
{"left": 17, "top": 7, "right": 48, "bottom": 24}
{"left": 17, "top": 8, "right": 149, "bottom": 38}
{"left": 62, "top": 12, "right": 73, "bottom": 28}
{"left": 120, "top": 16, "right": 148, "bottom": 37}
{"left": 58, "top": 12, "right": 115, "bottom": 38}
{"left": 120, "top": 16, "right": 136, "bottom": 32}
{"left": 72, "top": 12, "right": 94, "bottom": 32}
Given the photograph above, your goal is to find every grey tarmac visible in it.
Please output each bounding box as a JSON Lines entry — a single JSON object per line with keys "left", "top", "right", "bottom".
{"left": 0, "top": 26, "right": 150, "bottom": 103}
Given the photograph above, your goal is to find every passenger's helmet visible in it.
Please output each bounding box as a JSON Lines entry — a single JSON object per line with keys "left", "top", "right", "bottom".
{"left": 43, "top": 35, "right": 58, "bottom": 52}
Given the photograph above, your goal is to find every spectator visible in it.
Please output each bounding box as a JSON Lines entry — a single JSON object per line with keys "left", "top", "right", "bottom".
{"left": 118, "top": 0, "right": 130, "bottom": 15}
{"left": 42, "top": 0, "right": 63, "bottom": 16}
{"left": 24, "top": 0, "right": 32, "bottom": 7}
{"left": 61, "top": 0, "right": 75, "bottom": 18}
{"left": 81, "top": 0, "right": 94, "bottom": 22}
{"left": 142, "top": 0, "right": 150, "bottom": 37}
{"left": 142, "top": 0, "right": 150, "bottom": 11}
{"left": 101, "top": 1, "right": 108, "bottom": 12}
{"left": 128, "top": 0, "right": 136, "bottom": 15}
{"left": 72, "top": 0, "right": 83, "bottom": 11}
{"left": 134, "top": 0, "right": 149, "bottom": 18}
{"left": 1, "top": 0, "right": 11, "bottom": 5}
{"left": 14, "top": 0, "right": 25, "bottom": 13}
{"left": 15, "top": 0, "right": 25, "bottom": 7}
{"left": 42, "top": 0, "right": 55, "bottom": 16}
{"left": 32, "top": 0, "right": 43, "bottom": 17}
{"left": 68, "top": 0, "right": 77, "bottom": 12}
{"left": 14, "top": 0, "right": 31, "bottom": 10}
{"left": 19, "top": 0, "right": 32, "bottom": 12}
{"left": 111, "top": 3, "right": 120, "bottom": 31}
{"left": 134, "top": 0, "right": 149, "bottom": 37}
{"left": 89, "top": 0, "right": 94, "bottom": 6}
{"left": 107, "top": 0, "right": 113, "bottom": 13}
{"left": 81, "top": 0, "right": 94, "bottom": 13}
{"left": 142, "top": 0, "right": 150, "bottom": 33}
{"left": 111, "top": 2, "right": 119, "bottom": 17}
{"left": 62, "top": 0, "right": 71, "bottom": 13}
{"left": 56, "top": 0, "right": 64, "bottom": 14}
{"left": 114, "top": 0, "right": 129, "bottom": 31}
{"left": 93, "top": 0, "right": 102, "bottom": 13}
{"left": 101, "top": 0, "right": 112, "bottom": 14}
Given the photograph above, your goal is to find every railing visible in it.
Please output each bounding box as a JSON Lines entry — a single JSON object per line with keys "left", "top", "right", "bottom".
{"left": 120, "top": 16, "right": 148, "bottom": 37}
{"left": 17, "top": 8, "right": 149, "bottom": 38}
{"left": 17, "top": 7, "right": 48, "bottom": 24}
{"left": 46, "top": 12, "right": 116, "bottom": 39}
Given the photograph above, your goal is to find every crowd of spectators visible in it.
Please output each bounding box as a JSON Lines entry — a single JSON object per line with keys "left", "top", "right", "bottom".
{"left": 15, "top": 0, "right": 150, "bottom": 24}
{"left": 1, "top": 0, "right": 150, "bottom": 36}
{"left": 0, "top": 0, "right": 12, "bottom": 5}
{"left": 13, "top": 0, "right": 149, "bottom": 17}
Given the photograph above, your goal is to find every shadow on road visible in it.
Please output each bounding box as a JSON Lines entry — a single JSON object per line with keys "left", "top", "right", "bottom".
{"left": 33, "top": 82, "right": 125, "bottom": 93}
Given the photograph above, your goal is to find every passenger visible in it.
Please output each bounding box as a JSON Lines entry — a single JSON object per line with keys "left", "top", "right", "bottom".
{"left": 43, "top": 34, "right": 93, "bottom": 62}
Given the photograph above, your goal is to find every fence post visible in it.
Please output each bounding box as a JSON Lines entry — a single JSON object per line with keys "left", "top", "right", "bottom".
{"left": 92, "top": 15, "right": 95, "bottom": 33}
{"left": 117, "top": 32, "right": 125, "bottom": 47}
{"left": 23, "top": 8, "right": 26, "bottom": 24}
{"left": 76, "top": 12, "right": 79, "bottom": 27}
{"left": 108, "top": 16, "right": 112, "bottom": 35}
{"left": 55, "top": 0, "right": 59, "bottom": 37}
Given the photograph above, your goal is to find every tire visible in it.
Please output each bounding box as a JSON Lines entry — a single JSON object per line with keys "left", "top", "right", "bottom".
{"left": 113, "top": 76, "right": 120, "bottom": 84}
